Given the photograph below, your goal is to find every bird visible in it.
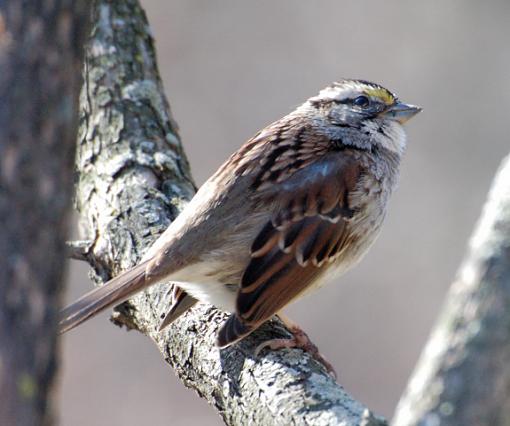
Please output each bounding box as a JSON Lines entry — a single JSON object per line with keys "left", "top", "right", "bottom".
{"left": 60, "top": 79, "right": 421, "bottom": 365}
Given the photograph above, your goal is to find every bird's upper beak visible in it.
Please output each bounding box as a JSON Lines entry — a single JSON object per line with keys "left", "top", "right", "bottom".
{"left": 380, "top": 102, "right": 422, "bottom": 124}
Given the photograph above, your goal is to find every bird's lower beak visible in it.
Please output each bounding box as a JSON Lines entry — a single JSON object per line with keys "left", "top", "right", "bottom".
{"left": 380, "top": 102, "right": 422, "bottom": 124}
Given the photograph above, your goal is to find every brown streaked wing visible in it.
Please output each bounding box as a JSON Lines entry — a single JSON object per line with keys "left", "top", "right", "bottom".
{"left": 213, "top": 121, "right": 332, "bottom": 188}
{"left": 236, "top": 152, "right": 363, "bottom": 325}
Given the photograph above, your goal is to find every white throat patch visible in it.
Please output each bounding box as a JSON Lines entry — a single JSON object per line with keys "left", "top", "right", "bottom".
{"left": 364, "top": 120, "right": 407, "bottom": 155}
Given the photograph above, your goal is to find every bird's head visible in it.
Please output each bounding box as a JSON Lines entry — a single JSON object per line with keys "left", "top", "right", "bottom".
{"left": 302, "top": 79, "right": 421, "bottom": 155}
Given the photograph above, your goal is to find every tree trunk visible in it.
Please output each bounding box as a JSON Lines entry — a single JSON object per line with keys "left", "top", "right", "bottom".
{"left": 72, "top": 0, "right": 386, "bottom": 425}
{"left": 0, "top": 2, "right": 89, "bottom": 425}
{"left": 394, "top": 154, "right": 510, "bottom": 426}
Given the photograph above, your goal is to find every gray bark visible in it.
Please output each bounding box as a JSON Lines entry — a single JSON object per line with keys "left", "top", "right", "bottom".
{"left": 0, "top": 2, "right": 89, "bottom": 425}
{"left": 393, "top": 155, "right": 510, "bottom": 426}
{"left": 74, "top": 0, "right": 386, "bottom": 425}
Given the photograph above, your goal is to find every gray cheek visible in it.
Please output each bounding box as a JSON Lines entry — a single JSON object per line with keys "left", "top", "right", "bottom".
{"left": 327, "top": 108, "right": 349, "bottom": 124}
{"left": 341, "top": 127, "right": 373, "bottom": 150}
{"left": 327, "top": 107, "right": 362, "bottom": 127}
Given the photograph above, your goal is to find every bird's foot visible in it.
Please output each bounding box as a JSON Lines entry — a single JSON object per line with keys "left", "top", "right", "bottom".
{"left": 255, "top": 324, "right": 337, "bottom": 378}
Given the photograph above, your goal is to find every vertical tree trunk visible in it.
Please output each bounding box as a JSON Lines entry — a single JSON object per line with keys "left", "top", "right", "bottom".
{"left": 0, "top": 3, "right": 89, "bottom": 425}
{"left": 394, "top": 154, "right": 510, "bottom": 426}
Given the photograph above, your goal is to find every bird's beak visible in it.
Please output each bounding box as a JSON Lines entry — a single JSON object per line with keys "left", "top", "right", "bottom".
{"left": 380, "top": 102, "right": 422, "bottom": 124}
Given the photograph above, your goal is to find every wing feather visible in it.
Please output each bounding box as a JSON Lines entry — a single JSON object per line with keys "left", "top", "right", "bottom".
{"left": 236, "top": 152, "right": 363, "bottom": 326}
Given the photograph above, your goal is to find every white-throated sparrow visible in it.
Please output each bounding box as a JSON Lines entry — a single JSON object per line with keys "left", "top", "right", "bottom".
{"left": 61, "top": 79, "right": 420, "bottom": 359}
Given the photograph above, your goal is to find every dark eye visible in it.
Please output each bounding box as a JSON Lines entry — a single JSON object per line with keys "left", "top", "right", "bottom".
{"left": 353, "top": 95, "right": 370, "bottom": 108}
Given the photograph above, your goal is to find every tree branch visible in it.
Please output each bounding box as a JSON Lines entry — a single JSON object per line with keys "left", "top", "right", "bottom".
{"left": 74, "top": 0, "right": 386, "bottom": 424}
{"left": 393, "top": 154, "right": 510, "bottom": 425}
{"left": 0, "top": 2, "right": 89, "bottom": 425}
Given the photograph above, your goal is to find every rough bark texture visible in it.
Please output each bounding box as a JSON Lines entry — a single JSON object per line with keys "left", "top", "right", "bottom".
{"left": 393, "top": 155, "right": 510, "bottom": 426}
{"left": 0, "top": 2, "right": 89, "bottom": 425}
{"left": 74, "top": 0, "right": 386, "bottom": 425}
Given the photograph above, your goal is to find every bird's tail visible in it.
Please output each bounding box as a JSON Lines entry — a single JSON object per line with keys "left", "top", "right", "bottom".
{"left": 59, "top": 261, "right": 154, "bottom": 334}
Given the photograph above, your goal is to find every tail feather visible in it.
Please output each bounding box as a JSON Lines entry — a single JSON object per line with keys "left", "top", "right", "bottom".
{"left": 60, "top": 261, "right": 152, "bottom": 334}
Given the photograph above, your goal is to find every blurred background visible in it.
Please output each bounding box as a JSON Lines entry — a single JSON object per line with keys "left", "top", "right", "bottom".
{"left": 60, "top": 1, "right": 510, "bottom": 424}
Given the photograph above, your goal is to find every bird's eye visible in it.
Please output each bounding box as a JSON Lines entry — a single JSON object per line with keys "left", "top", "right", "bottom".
{"left": 353, "top": 95, "right": 370, "bottom": 108}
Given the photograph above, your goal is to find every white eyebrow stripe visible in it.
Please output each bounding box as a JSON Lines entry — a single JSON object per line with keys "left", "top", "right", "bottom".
{"left": 307, "top": 80, "right": 396, "bottom": 108}
{"left": 310, "top": 81, "right": 384, "bottom": 103}
{"left": 317, "top": 85, "right": 360, "bottom": 101}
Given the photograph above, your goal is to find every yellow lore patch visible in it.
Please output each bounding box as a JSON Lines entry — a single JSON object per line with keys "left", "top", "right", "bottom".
{"left": 364, "top": 87, "right": 394, "bottom": 105}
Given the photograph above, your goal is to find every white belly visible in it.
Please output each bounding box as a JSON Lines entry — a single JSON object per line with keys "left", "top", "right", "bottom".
{"left": 169, "top": 261, "right": 237, "bottom": 313}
